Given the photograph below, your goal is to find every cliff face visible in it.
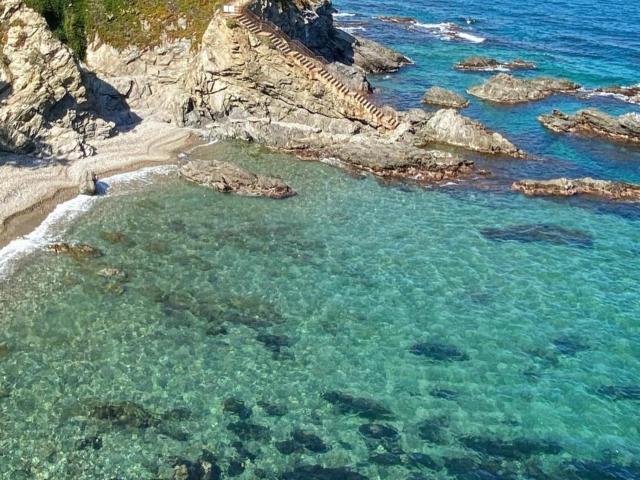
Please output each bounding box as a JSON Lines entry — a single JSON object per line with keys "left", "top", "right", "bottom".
{"left": 0, "top": 0, "right": 114, "bottom": 158}
{"left": 2, "top": 0, "right": 523, "bottom": 180}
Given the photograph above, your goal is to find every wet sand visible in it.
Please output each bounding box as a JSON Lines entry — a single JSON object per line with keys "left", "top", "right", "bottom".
{"left": 0, "top": 120, "right": 201, "bottom": 248}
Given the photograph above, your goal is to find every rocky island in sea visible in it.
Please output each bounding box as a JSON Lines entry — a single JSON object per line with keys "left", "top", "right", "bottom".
{"left": 2, "top": 0, "right": 640, "bottom": 478}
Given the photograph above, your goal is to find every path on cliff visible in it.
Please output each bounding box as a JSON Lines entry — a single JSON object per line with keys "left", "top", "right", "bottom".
{"left": 222, "top": 1, "right": 400, "bottom": 130}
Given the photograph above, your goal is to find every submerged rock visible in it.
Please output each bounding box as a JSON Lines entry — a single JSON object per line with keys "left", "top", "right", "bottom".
{"left": 256, "top": 333, "right": 292, "bottom": 354}
{"left": 468, "top": 74, "right": 579, "bottom": 103}
{"left": 280, "top": 465, "right": 368, "bottom": 480}
{"left": 455, "top": 56, "right": 537, "bottom": 72}
{"left": 416, "top": 417, "right": 449, "bottom": 445}
{"left": 358, "top": 423, "right": 400, "bottom": 441}
{"left": 90, "top": 401, "right": 159, "bottom": 428}
{"left": 100, "top": 231, "right": 132, "bottom": 245}
{"left": 377, "top": 15, "right": 417, "bottom": 24}
{"left": 48, "top": 243, "right": 102, "bottom": 259}
{"left": 179, "top": 160, "right": 296, "bottom": 199}
{"left": 322, "top": 391, "right": 393, "bottom": 419}
{"left": 538, "top": 109, "right": 640, "bottom": 144}
{"left": 552, "top": 336, "right": 589, "bottom": 356}
{"left": 223, "top": 398, "right": 252, "bottom": 419}
{"left": 369, "top": 452, "right": 403, "bottom": 465}
{"left": 410, "top": 341, "right": 469, "bottom": 361}
{"left": 258, "top": 400, "right": 287, "bottom": 417}
{"left": 292, "top": 429, "right": 331, "bottom": 453}
{"left": 227, "top": 458, "right": 245, "bottom": 477}
{"left": 276, "top": 429, "right": 331, "bottom": 454}
{"left": 75, "top": 435, "right": 102, "bottom": 451}
{"left": 461, "top": 436, "right": 562, "bottom": 459}
{"left": 97, "top": 267, "right": 127, "bottom": 280}
{"left": 227, "top": 421, "right": 272, "bottom": 441}
{"left": 595, "top": 385, "right": 640, "bottom": 401}
{"left": 480, "top": 224, "right": 593, "bottom": 248}
{"left": 415, "top": 108, "right": 525, "bottom": 158}
{"left": 0, "top": 342, "right": 9, "bottom": 359}
{"left": 559, "top": 459, "right": 640, "bottom": 480}
{"left": 171, "top": 452, "right": 222, "bottom": 480}
{"left": 408, "top": 452, "right": 440, "bottom": 470}
{"left": 429, "top": 388, "right": 459, "bottom": 400}
{"left": 422, "top": 87, "right": 469, "bottom": 109}
{"left": 512, "top": 177, "right": 640, "bottom": 202}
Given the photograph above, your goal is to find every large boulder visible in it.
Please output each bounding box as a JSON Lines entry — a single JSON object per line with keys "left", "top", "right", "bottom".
{"left": 422, "top": 87, "right": 469, "bottom": 109}
{"left": 468, "top": 73, "right": 579, "bottom": 104}
{"left": 414, "top": 108, "right": 525, "bottom": 158}
{"left": 0, "top": 0, "right": 114, "bottom": 157}
{"left": 539, "top": 109, "right": 640, "bottom": 144}
{"left": 179, "top": 160, "right": 296, "bottom": 199}
{"left": 512, "top": 177, "right": 640, "bottom": 202}
{"left": 454, "top": 56, "right": 536, "bottom": 72}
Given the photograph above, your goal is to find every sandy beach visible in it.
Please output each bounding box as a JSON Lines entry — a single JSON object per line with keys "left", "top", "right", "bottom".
{"left": 0, "top": 120, "right": 199, "bottom": 248}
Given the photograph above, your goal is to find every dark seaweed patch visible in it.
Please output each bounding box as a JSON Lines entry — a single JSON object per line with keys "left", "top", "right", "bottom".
{"left": 322, "top": 391, "right": 393, "bottom": 419}
{"left": 595, "top": 385, "right": 640, "bottom": 401}
{"left": 410, "top": 341, "right": 469, "bottom": 361}
{"left": 223, "top": 398, "right": 252, "bottom": 419}
{"left": 460, "top": 436, "right": 562, "bottom": 459}
{"left": 227, "top": 421, "right": 271, "bottom": 441}
{"left": 480, "top": 224, "right": 593, "bottom": 248}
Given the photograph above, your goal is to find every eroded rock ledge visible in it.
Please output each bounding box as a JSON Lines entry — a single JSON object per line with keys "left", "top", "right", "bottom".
{"left": 422, "top": 87, "right": 469, "bottom": 109}
{"left": 468, "top": 74, "right": 580, "bottom": 104}
{"left": 454, "top": 56, "right": 536, "bottom": 72}
{"left": 512, "top": 178, "right": 640, "bottom": 202}
{"left": 539, "top": 109, "right": 640, "bottom": 144}
{"left": 179, "top": 160, "right": 296, "bottom": 199}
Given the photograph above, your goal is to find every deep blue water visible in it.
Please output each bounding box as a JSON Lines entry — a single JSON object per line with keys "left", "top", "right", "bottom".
{"left": 1, "top": 1, "right": 640, "bottom": 479}
{"left": 335, "top": 0, "right": 640, "bottom": 184}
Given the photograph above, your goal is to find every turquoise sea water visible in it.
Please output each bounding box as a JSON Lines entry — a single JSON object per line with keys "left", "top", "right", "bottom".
{"left": 2, "top": 0, "right": 640, "bottom": 478}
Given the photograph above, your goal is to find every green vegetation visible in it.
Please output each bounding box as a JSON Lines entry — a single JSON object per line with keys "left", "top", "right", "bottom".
{"left": 24, "top": 0, "right": 224, "bottom": 58}
{"left": 25, "top": 0, "right": 87, "bottom": 56}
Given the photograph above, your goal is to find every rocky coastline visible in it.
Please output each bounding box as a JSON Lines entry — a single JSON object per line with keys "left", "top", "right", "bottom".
{"left": 1, "top": 0, "right": 634, "bottom": 250}
{"left": 468, "top": 74, "right": 580, "bottom": 104}
{"left": 512, "top": 178, "right": 640, "bottom": 202}
{"left": 454, "top": 56, "right": 537, "bottom": 72}
{"left": 538, "top": 109, "right": 640, "bottom": 144}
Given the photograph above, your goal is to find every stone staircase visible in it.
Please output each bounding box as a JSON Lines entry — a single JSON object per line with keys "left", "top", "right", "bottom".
{"left": 225, "top": 7, "right": 400, "bottom": 130}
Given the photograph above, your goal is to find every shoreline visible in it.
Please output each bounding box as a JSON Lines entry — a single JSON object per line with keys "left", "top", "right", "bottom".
{"left": 0, "top": 119, "right": 202, "bottom": 250}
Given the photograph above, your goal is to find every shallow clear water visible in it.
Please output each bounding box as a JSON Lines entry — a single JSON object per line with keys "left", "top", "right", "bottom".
{"left": 2, "top": 0, "right": 640, "bottom": 478}
{"left": 1, "top": 143, "right": 640, "bottom": 479}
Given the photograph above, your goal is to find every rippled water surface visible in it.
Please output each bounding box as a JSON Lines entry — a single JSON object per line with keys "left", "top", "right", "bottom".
{"left": 2, "top": 0, "right": 640, "bottom": 477}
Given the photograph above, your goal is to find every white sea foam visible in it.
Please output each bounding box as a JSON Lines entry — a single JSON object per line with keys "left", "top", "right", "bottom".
{"left": 341, "top": 26, "right": 367, "bottom": 32}
{"left": 101, "top": 165, "right": 177, "bottom": 187}
{"left": 579, "top": 85, "right": 640, "bottom": 105}
{"left": 333, "top": 12, "right": 356, "bottom": 17}
{"left": 414, "top": 22, "right": 486, "bottom": 43}
{"left": 0, "top": 165, "right": 177, "bottom": 279}
{"left": 456, "top": 32, "right": 486, "bottom": 43}
{"left": 0, "top": 195, "right": 97, "bottom": 278}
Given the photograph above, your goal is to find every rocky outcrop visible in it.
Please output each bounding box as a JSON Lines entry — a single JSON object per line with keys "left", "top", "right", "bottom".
{"left": 454, "top": 56, "right": 536, "bottom": 72}
{"left": 179, "top": 159, "right": 296, "bottom": 198}
{"left": 48, "top": 243, "right": 102, "bottom": 258}
{"left": 539, "top": 109, "right": 640, "bottom": 144}
{"left": 412, "top": 109, "right": 525, "bottom": 158}
{"left": 422, "top": 87, "right": 469, "bottom": 109}
{"left": 593, "top": 85, "right": 640, "bottom": 105}
{"left": 468, "top": 74, "right": 580, "bottom": 104}
{"left": 376, "top": 16, "right": 416, "bottom": 24}
{"left": 0, "top": 0, "right": 115, "bottom": 157}
{"left": 251, "top": 0, "right": 412, "bottom": 73}
{"left": 512, "top": 178, "right": 640, "bottom": 201}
